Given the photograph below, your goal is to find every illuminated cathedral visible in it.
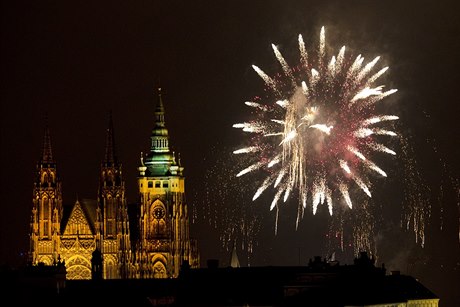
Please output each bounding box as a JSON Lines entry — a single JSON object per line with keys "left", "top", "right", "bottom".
{"left": 28, "top": 88, "right": 200, "bottom": 279}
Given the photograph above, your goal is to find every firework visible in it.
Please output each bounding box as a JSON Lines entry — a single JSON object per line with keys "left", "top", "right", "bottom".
{"left": 192, "top": 146, "right": 262, "bottom": 266}
{"left": 234, "top": 26, "right": 398, "bottom": 224}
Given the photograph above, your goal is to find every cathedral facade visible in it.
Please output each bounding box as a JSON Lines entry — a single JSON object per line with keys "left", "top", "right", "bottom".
{"left": 28, "top": 88, "right": 200, "bottom": 279}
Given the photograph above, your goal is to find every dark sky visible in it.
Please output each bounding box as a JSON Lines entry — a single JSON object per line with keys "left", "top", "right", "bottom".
{"left": 1, "top": 0, "right": 459, "bottom": 304}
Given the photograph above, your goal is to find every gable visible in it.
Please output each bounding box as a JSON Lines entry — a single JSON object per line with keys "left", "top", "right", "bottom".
{"left": 62, "top": 201, "right": 95, "bottom": 236}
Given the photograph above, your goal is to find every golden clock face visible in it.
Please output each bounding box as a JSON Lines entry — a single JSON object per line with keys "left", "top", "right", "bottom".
{"left": 153, "top": 207, "right": 165, "bottom": 219}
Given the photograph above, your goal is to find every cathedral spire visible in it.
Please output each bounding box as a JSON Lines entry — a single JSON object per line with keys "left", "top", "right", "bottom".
{"left": 155, "top": 87, "right": 166, "bottom": 129}
{"left": 42, "top": 120, "right": 54, "bottom": 164}
{"left": 149, "top": 87, "right": 170, "bottom": 154}
{"left": 30, "top": 117, "right": 63, "bottom": 265}
{"left": 141, "top": 87, "right": 176, "bottom": 176}
{"left": 103, "top": 111, "right": 116, "bottom": 165}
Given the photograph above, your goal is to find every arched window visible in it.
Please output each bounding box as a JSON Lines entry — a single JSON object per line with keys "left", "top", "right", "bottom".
{"left": 153, "top": 261, "right": 167, "bottom": 279}
{"left": 106, "top": 196, "right": 116, "bottom": 236}
{"left": 42, "top": 173, "right": 48, "bottom": 187}
{"left": 42, "top": 197, "right": 50, "bottom": 237}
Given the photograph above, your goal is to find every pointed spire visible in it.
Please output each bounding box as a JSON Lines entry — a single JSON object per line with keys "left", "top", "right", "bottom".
{"left": 42, "top": 118, "right": 54, "bottom": 164}
{"left": 149, "top": 87, "right": 170, "bottom": 154}
{"left": 154, "top": 87, "right": 166, "bottom": 128}
{"left": 104, "top": 110, "right": 116, "bottom": 165}
{"left": 143, "top": 86, "right": 177, "bottom": 175}
{"left": 230, "top": 242, "right": 241, "bottom": 268}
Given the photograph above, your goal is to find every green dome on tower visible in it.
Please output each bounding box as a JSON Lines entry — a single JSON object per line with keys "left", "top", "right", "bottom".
{"left": 139, "top": 88, "right": 183, "bottom": 177}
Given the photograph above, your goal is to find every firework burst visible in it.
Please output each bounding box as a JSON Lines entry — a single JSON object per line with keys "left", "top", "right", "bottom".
{"left": 234, "top": 26, "right": 399, "bottom": 225}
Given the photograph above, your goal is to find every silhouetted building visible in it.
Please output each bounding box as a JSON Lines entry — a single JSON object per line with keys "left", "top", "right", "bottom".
{"left": 4, "top": 252, "right": 439, "bottom": 306}
{"left": 91, "top": 248, "right": 103, "bottom": 280}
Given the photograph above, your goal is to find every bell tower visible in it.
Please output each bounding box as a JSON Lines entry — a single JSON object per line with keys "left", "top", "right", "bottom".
{"left": 96, "top": 112, "right": 132, "bottom": 279}
{"left": 135, "top": 88, "right": 199, "bottom": 278}
{"left": 29, "top": 123, "right": 63, "bottom": 265}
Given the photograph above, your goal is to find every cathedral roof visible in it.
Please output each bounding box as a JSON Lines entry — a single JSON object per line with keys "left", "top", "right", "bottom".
{"left": 61, "top": 198, "right": 98, "bottom": 235}
{"left": 79, "top": 198, "right": 98, "bottom": 230}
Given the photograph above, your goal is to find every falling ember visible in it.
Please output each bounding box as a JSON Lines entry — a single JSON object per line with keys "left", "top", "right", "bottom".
{"left": 279, "top": 130, "right": 297, "bottom": 144}
{"left": 234, "top": 26, "right": 398, "bottom": 226}
{"left": 245, "top": 101, "right": 269, "bottom": 111}
{"left": 368, "top": 143, "right": 396, "bottom": 155}
{"left": 193, "top": 147, "right": 262, "bottom": 265}
{"left": 253, "top": 177, "right": 272, "bottom": 201}
{"left": 309, "top": 124, "right": 333, "bottom": 135}
{"left": 351, "top": 86, "right": 384, "bottom": 102}
{"left": 339, "top": 184, "right": 353, "bottom": 209}
{"left": 363, "top": 115, "right": 399, "bottom": 126}
{"left": 252, "top": 65, "right": 278, "bottom": 93}
{"left": 233, "top": 122, "right": 265, "bottom": 133}
{"left": 272, "top": 44, "right": 295, "bottom": 83}
{"left": 236, "top": 162, "right": 264, "bottom": 177}
{"left": 340, "top": 160, "right": 352, "bottom": 174}
{"left": 233, "top": 146, "right": 259, "bottom": 154}
{"left": 367, "top": 66, "right": 389, "bottom": 85}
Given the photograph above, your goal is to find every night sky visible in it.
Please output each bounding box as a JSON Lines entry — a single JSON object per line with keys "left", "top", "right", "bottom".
{"left": 1, "top": 0, "right": 459, "bottom": 305}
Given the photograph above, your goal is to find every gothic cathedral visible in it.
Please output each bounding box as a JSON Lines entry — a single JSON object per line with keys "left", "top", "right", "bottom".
{"left": 29, "top": 88, "right": 200, "bottom": 279}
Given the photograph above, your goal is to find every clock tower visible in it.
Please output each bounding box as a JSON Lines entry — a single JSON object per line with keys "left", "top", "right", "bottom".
{"left": 134, "top": 88, "right": 199, "bottom": 278}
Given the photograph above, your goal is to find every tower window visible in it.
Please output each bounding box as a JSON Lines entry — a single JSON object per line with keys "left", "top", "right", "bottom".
{"left": 148, "top": 181, "right": 153, "bottom": 188}
{"left": 162, "top": 181, "right": 169, "bottom": 188}
{"left": 155, "top": 181, "right": 161, "bottom": 188}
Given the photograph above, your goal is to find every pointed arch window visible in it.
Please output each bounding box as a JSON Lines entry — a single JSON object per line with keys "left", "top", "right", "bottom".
{"left": 42, "top": 173, "right": 48, "bottom": 187}
{"left": 41, "top": 197, "right": 50, "bottom": 237}
{"left": 106, "top": 196, "right": 116, "bottom": 237}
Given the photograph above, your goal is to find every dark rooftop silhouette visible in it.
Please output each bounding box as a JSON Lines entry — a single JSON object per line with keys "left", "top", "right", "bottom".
{"left": 2, "top": 251, "right": 439, "bottom": 306}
